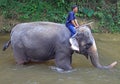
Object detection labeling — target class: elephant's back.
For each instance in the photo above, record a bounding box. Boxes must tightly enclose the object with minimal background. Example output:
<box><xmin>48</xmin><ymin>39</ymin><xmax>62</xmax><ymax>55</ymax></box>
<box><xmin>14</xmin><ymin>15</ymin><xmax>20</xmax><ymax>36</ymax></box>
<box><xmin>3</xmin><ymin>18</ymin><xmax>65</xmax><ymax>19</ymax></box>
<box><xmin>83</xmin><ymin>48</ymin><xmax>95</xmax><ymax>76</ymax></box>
<box><xmin>11</xmin><ymin>21</ymin><xmax>71</xmax><ymax>48</ymax></box>
<box><xmin>11</xmin><ymin>21</ymin><xmax>70</xmax><ymax>36</ymax></box>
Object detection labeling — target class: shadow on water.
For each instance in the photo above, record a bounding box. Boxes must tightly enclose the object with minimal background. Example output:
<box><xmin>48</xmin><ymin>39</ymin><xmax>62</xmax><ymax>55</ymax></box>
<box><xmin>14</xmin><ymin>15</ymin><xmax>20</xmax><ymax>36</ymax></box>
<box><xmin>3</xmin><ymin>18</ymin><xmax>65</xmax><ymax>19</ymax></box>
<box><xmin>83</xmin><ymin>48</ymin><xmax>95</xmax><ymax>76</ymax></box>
<box><xmin>0</xmin><ymin>33</ymin><xmax>120</xmax><ymax>84</ymax></box>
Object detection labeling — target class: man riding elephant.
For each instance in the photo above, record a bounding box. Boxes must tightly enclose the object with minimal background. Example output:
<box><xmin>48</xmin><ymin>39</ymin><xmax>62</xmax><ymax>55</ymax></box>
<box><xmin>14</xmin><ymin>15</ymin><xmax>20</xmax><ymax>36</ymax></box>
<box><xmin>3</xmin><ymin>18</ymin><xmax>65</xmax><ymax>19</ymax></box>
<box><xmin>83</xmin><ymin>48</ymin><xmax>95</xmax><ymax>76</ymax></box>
<box><xmin>66</xmin><ymin>5</ymin><xmax>80</xmax><ymax>51</ymax></box>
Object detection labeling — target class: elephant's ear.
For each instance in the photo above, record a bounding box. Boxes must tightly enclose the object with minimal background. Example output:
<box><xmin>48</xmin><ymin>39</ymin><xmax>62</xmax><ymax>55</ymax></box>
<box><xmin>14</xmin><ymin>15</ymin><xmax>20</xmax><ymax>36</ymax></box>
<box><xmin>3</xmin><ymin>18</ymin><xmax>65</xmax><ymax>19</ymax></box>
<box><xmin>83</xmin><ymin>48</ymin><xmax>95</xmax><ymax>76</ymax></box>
<box><xmin>69</xmin><ymin>37</ymin><xmax>79</xmax><ymax>51</ymax></box>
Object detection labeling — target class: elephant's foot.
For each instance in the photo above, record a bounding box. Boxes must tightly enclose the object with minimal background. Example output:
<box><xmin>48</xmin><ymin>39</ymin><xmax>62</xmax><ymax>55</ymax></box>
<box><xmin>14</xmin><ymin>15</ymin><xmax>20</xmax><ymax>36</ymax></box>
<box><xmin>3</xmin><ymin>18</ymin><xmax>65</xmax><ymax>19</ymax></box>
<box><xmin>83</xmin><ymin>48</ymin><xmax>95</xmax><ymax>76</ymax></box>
<box><xmin>16</xmin><ymin>59</ymin><xmax>29</xmax><ymax>65</ymax></box>
<box><xmin>49</xmin><ymin>66</ymin><xmax>76</xmax><ymax>73</ymax></box>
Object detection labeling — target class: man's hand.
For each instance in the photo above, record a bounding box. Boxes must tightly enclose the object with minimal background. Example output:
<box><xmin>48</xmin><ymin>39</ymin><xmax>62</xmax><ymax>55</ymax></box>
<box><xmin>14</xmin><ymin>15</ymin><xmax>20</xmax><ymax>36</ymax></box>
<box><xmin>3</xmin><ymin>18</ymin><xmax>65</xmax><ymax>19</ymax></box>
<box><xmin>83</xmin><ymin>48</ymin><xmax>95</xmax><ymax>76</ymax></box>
<box><xmin>75</xmin><ymin>25</ymin><xmax>79</xmax><ymax>28</ymax></box>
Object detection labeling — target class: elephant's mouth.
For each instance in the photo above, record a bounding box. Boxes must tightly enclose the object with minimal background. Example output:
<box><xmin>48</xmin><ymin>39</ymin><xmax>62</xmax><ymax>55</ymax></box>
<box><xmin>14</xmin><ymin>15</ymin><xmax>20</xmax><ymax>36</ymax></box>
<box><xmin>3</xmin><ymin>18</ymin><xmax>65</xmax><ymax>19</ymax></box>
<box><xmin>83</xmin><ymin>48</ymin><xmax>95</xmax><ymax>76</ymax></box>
<box><xmin>79</xmin><ymin>43</ymin><xmax>93</xmax><ymax>59</ymax></box>
<box><xmin>79</xmin><ymin>48</ymin><xmax>89</xmax><ymax>59</ymax></box>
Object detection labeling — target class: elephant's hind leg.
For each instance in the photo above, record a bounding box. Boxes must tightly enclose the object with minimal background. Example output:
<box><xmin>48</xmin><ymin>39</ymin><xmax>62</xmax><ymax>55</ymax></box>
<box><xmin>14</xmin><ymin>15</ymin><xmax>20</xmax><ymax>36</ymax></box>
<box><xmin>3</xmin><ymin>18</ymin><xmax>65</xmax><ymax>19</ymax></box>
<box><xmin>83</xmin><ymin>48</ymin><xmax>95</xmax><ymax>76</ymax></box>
<box><xmin>13</xmin><ymin>48</ymin><xmax>29</xmax><ymax>65</ymax></box>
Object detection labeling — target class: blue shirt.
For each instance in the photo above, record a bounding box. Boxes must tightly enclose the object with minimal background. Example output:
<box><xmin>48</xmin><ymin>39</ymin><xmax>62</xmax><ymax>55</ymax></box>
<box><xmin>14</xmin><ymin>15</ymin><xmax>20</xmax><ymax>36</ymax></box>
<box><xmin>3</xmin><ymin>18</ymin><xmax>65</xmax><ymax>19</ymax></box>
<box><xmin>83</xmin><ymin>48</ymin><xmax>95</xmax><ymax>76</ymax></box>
<box><xmin>66</xmin><ymin>11</ymin><xmax>76</xmax><ymax>27</ymax></box>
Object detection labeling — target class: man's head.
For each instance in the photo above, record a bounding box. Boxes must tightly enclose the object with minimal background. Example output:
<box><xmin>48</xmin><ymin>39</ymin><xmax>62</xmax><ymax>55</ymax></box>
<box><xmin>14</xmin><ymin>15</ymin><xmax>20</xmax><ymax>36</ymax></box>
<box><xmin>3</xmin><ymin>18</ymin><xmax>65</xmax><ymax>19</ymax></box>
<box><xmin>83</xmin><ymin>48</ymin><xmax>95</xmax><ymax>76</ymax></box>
<box><xmin>72</xmin><ymin>5</ymin><xmax>78</xmax><ymax>13</ymax></box>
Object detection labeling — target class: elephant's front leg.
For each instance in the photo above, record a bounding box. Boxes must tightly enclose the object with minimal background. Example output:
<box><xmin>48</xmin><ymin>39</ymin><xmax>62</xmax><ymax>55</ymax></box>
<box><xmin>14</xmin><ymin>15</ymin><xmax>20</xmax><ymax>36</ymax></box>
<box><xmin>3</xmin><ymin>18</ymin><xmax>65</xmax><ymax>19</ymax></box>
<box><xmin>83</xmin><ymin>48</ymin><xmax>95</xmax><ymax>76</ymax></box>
<box><xmin>55</xmin><ymin>52</ymin><xmax>72</xmax><ymax>71</ymax></box>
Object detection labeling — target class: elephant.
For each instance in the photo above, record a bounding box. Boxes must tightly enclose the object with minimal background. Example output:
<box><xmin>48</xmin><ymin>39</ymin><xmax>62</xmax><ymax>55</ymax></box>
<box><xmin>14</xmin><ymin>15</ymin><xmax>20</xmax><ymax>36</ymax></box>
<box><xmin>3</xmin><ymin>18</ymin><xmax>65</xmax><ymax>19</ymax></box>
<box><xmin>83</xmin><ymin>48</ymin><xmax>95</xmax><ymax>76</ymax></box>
<box><xmin>3</xmin><ymin>21</ymin><xmax>117</xmax><ymax>71</ymax></box>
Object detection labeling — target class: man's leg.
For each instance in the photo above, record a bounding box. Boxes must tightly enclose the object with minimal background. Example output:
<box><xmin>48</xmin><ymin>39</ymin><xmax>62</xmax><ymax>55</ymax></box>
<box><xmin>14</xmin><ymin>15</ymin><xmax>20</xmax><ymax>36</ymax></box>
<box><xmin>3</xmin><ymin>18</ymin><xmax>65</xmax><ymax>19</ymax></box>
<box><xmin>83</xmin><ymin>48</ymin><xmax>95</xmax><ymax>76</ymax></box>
<box><xmin>67</xmin><ymin>25</ymin><xmax>79</xmax><ymax>51</ymax></box>
<box><xmin>67</xmin><ymin>25</ymin><xmax>76</xmax><ymax>36</ymax></box>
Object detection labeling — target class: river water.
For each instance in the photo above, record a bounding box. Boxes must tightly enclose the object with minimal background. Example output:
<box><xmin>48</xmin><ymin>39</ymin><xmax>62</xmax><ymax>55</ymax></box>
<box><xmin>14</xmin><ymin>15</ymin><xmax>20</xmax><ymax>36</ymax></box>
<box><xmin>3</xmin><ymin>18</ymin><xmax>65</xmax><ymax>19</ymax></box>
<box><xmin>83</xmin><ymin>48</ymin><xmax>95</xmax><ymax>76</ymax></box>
<box><xmin>0</xmin><ymin>33</ymin><xmax>120</xmax><ymax>84</ymax></box>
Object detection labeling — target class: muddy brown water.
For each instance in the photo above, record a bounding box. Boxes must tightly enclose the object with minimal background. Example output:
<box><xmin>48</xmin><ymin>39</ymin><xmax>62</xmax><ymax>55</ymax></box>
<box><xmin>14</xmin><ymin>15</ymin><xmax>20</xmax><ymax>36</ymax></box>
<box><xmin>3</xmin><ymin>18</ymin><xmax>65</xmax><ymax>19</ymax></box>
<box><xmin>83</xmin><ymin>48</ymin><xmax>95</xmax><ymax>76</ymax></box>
<box><xmin>0</xmin><ymin>33</ymin><xmax>120</xmax><ymax>84</ymax></box>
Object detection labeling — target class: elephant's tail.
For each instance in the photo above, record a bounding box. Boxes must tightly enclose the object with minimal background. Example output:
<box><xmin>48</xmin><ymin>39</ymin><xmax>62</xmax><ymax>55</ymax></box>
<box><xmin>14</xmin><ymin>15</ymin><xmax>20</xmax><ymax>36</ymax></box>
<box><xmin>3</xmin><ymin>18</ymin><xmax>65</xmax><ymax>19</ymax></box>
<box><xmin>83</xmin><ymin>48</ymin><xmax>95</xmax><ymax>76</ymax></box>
<box><xmin>2</xmin><ymin>40</ymin><xmax>11</xmax><ymax>51</ymax></box>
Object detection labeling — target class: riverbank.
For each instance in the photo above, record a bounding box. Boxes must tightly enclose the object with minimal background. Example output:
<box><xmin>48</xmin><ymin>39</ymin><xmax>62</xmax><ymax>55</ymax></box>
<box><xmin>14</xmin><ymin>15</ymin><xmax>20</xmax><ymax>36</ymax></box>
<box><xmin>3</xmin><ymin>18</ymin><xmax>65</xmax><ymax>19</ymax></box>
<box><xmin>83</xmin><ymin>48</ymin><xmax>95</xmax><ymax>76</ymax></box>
<box><xmin>0</xmin><ymin>15</ymin><xmax>20</xmax><ymax>33</ymax></box>
<box><xmin>0</xmin><ymin>15</ymin><xmax>102</xmax><ymax>33</ymax></box>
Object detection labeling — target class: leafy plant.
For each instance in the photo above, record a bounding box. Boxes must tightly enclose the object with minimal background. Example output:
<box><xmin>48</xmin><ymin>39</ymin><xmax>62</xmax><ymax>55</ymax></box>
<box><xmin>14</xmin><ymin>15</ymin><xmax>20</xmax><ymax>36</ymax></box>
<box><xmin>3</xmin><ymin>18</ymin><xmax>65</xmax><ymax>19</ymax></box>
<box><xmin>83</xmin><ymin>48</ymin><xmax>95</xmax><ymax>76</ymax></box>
<box><xmin>0</xmin><ymin>0</ymin><xmax>120</xmax><ymax>33</ymax></box>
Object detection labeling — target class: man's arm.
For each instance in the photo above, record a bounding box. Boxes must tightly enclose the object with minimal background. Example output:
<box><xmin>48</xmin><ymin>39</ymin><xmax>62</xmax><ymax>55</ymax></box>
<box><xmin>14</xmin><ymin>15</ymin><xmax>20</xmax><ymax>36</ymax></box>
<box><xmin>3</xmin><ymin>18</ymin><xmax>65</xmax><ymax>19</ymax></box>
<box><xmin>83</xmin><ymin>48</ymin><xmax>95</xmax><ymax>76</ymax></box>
<box><xmin>74</xmin><ymin>19</ymin><xmax>79</xmax><ymax>27</ymax></box>
<box><xmin>71</xmin><ymin>19</ymin><xmax>79</xmax><ymax>28</ymax></box>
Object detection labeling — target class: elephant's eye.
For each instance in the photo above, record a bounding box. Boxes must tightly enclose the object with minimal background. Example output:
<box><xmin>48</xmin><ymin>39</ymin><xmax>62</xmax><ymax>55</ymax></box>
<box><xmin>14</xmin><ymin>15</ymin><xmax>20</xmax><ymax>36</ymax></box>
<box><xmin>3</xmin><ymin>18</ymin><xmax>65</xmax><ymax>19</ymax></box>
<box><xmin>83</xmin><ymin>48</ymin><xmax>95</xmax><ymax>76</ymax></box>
<box><xmin>85</xmin><ymin>43</ymin><xmax>92</xmax><ymax>49</ymax></box>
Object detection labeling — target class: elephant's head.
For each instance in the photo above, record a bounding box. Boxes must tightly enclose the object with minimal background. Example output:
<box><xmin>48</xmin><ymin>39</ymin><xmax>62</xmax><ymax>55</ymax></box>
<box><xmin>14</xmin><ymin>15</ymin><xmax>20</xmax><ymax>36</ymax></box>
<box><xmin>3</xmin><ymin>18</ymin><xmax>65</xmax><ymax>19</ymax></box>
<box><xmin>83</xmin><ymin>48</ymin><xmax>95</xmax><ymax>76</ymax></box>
<box><xmin>72</xmin><ymin>25</ymin><xmax>117</xmax><ymax>69</ymax></box>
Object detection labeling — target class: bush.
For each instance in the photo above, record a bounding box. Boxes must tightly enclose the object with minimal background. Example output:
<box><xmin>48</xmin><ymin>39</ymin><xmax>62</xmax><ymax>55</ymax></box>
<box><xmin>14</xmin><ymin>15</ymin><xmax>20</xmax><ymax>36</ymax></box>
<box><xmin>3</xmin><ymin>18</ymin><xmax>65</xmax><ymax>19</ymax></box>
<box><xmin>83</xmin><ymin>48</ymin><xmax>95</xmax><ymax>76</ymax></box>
<box><xmin>0</xmin><ymin>0</ymin><xmax>120</xmax><ymax>33</ymax></box>
<box><xmin>0</xmin><ymin>25</ymin><xmax>11</xmax><ymax>33</ymax></box>
<box><xmin>76</xmin><ymin>0</ymin><xmax>120</xmax><ymax>33</ymax></box>
<box><xmin>0</xmin><ymin>0</ymin><xmax>68</xmax><ymax>23</ymax></box>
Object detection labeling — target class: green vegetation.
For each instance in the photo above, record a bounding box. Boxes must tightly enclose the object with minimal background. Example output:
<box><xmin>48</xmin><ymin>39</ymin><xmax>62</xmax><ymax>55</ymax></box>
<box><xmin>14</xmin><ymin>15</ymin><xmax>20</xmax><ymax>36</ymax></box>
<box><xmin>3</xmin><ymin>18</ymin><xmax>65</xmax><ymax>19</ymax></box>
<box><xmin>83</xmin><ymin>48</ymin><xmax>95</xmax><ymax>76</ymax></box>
<box><xmin>0</xmin><ymin>0</ymin><xmax>120</xmax><ymax>33</ymax></box>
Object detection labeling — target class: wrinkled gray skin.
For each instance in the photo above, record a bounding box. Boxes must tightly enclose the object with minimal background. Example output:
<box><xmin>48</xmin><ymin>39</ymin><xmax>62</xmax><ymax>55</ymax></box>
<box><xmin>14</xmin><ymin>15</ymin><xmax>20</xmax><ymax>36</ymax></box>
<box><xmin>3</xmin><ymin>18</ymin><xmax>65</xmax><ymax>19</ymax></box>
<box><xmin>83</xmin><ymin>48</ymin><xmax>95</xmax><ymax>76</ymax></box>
<box><xmin>3</xmin><ymin>22</ymin><xmax>117</xmax><ymax>71</ymax></box>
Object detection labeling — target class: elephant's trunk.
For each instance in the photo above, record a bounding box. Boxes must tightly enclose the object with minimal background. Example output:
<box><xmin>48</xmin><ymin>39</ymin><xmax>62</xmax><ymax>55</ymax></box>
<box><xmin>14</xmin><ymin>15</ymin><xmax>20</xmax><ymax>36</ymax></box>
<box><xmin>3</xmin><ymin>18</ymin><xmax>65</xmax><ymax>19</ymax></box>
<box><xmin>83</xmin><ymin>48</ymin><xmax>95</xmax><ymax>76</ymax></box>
<box><xmin>88</xmin><ymin>41</ymin><xmax>117</xmax><ymax>69</ymax></box>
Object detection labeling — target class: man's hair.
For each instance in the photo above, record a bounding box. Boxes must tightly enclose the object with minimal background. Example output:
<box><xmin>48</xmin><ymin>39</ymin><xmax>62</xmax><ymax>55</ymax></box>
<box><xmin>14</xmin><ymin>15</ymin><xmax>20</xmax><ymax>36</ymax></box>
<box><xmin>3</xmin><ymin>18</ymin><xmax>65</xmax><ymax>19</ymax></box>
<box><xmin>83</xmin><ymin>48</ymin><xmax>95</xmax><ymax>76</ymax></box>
<box><xmin>71</xmin><ymin>5</ymin><xmax>78</xmax><ymax>10</ymax></box>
